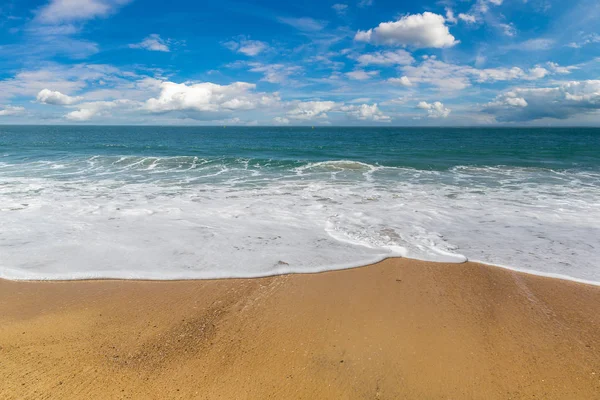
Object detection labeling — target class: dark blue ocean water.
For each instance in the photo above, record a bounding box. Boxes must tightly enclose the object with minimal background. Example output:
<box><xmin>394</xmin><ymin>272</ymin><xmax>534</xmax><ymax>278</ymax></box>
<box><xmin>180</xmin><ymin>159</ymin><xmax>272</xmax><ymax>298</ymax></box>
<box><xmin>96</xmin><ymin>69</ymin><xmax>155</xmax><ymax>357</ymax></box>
<box><xmin>1</xmin><ymin>126</ymin><xmax>599</xmax><ymax>283</ymax></box>
<box><xmin>1</xmin><ymin>126</ymin><xmax>599</xmax><ymax>171</ymax></box>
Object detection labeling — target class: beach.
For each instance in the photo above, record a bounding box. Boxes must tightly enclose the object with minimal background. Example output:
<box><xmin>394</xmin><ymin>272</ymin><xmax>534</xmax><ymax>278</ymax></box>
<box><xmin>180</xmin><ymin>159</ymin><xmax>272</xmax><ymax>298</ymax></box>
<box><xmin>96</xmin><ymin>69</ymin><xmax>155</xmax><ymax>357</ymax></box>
<box><xmin>1</xmin><ymin>258</ymin><xmax>599</xmax><ymax>399</ymax></box>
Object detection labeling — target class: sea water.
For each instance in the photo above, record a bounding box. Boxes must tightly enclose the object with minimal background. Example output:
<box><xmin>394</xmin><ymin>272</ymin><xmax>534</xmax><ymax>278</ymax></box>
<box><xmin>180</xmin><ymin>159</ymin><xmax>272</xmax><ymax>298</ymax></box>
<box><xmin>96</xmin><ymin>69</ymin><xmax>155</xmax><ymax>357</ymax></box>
<box><xmin>0</xmin><ymin>126</ymin><xmax>599</xmax><ymax>283</ymax></box>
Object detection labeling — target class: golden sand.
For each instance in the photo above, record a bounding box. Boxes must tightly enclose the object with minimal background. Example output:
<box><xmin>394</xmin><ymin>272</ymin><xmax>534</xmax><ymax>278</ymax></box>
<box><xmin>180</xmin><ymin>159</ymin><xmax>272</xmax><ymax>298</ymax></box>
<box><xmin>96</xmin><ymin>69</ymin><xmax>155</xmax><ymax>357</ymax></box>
<box><xmin>1</xmin><ymin>258</ymin><xmax>599</xmax><ymax>399</ymax></box>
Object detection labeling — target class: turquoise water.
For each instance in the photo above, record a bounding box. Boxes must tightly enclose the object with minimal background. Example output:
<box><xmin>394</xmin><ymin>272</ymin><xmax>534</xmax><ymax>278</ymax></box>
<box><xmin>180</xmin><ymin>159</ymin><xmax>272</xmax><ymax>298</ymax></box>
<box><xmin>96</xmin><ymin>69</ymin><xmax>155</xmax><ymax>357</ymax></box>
<box><xmin>1</xmin><ymin>126</ymin><xmax>599</xmax><ymax>282</ymax></box>
<box><xmin>2</xmin><ymin>126</ymin><xmax>599</xmax><ymax>170</ymax></box>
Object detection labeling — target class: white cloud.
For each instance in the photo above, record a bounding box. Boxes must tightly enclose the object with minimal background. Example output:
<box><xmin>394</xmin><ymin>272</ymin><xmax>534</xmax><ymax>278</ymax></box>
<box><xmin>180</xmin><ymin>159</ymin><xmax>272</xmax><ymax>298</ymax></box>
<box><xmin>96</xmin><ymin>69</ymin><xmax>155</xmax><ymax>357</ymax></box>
<box><xmin>340</xmin><ymin>103</ymin><xmax>391</xmax><ymax>122</ymax></box>
<box><xmin>486</xmin><ymin>92</ymin><xmax>528</xmax><ymax>108</ymax></box>
<box><xmin>461</xmin><ymin>0</ymin><xmax>512</xmax><ymax>36</ymax></box>
<box><xmin>283</xmin><ymin>101</ymin><xmax>390</xmax><ymax>123</ymax></box>
<box><xmin>567</xmin><ymin>33</ymin><xmax>600</xmax><ymax>49</ymax></box>
<box><xmin>474</xmin><ymin>0</ymin><xmax>503</xmax><ymax>14</ymax></box>
<box><xmin>36</xmin><ymin>0</ymin><xmax>132</xmax><ymax>24</ymax></box>
<box><xmin>248</xmin><ymin>63</ymin><xmax>302</xmax><ymax>84</ymax></box>
<box><xmin>13</xmin><ymin>38</ymin><xmax>99</xmax><ymax>60</ymax></box>
<box><xmin>484</xmin><ymin>80</ymin><xmax>600</xmax><ymax>122</ymax></box>
<box><xmin>505</xmin><ymin>97</ymin><xmax>528</xmax><ymax>107</ymax></box>
<box><xmin>0</xmin><ymin>105</ymin><xmax>25</xmax><ymax>116</ymax></box>
<box><xmin>129</xmin><ymin>34</ymin><xmax>170</xmax><ymax>52</ymax></box>
<box><xmin>546</xmin><ymin>62</ymin><xmax>577</xmax><ymax>74</ymax></box>
<box><xmin>224</xmin><ymin>37</ymin><xmax>269</xmax><ymax>56</ymax></box>
<box><xmin>27</xmin><ymin>24</ymin><xmax>80</xmax><ymax>36</ymax></box>
<box><xmin>388</xmin><ymin>76</ymin><xmax>412</xmax><ymax>87</ymax></box>
<box><xmin>354</xmin><ymin>12</ymin><xmax>458</xmax><ymax>49</ymax></box>
<box><xmin>332</xmin><ymin>4</ymin><xmax>348</xmax><ymax>15</ymax></box>
<box><xmin>400</xmin><ymin>58</ymin><xmax>471</xmax><ymax>90</ymax></box>
<box><xmin>0</xmin><ymin>64</ymin><xmax>132</xmax><ymax>101</ymax></box>
<box><xmin>417</xmin><ymin>101</ymin><xmax>451</xmax><ymax>118</ymax></box>
<box><xmin>306</xmin><ymin>54</ymin><xmax>345</xmax><ymax>70</ymax></box>
<box><xmin>381</xmin><ymin>96</ymin><xmax>412</xmax><ymax>106</ymax></box>
<box><xmin>286</xmin><ymin>101</ymin><xmax>337</xmax><ymax>120</ymax></box>
<box><xmin>65</xmin><ymin>99</ymin><xmax>133</xmax><ymax>121</ymax></box>
<box><xmin>356</xmin><ymin>49</ymin><xmax>414</xmax><ymax>66</ymax></box>
<box><xmin>504</xmin><ymin>38</ymin><xmax>555</xmax><ymax>51</ymax></box>
<box><xmin>36</xmin><ymin>88</ymin><xmax>82</xmax><ymax>105</ymax></box>
<box><xmin>358</xmin><ymin>0</ymin><xmax>373</xmax><ymax>7</ymax></box>
<box><xmin>527</xmin><ymin>66</ymin><xmax>549</xmax><ymax>80</ymax></box>
<box><xmin>345</xmin><ymin>69</ymin><xmax>379</xmax><ymax>80</ymax></box>
<box><xmin>65</xmin><ymin>108</ymin><xmax>96</xmax><ymax>121</ymax></box>
<box><xmin>72</xmin><ymin>76</ymin><xmax>164</xmax><ymax>103</ymax></box>
<box><xmin>498</xmin><ymin>23</ymin><xmax>516</xmax><ymax>37</ymax></box>
<box><xmin>445</xmin><ymin>9</ymin><xmax>457</xmax><ymax>24</ymax></box>
<box><xmin>399</xmin><ymin>58</ymin><xmax>574</xmax><ymax>91</ymax></box>
<box><xmin>278</xmin><ymin>17</ymin><xmax>327</xmax><ymax>32</ymax></box>
<box><xmin>144</xmin><ymin>81</ymin><xmax>280</xmax><ymax>115</ymax></box>
<box><xmin>442</xmin><ymin>7</ymin><xmax>475</xmax><ymax>24</ymax></box>
<box><xmin>458</xmin><ymin>13</ymin><xmax>477</xmax><ymax>23</ymax></box>
<box><xmin>273</xmin><ymin>116</ymin><xmax>290</xmax><ymax>125</ymax></box>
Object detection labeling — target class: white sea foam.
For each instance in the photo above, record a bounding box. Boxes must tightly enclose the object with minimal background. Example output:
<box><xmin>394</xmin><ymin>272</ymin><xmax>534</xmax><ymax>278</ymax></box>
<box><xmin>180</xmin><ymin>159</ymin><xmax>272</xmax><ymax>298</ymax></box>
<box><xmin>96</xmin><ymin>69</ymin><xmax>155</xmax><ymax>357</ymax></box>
<box><xmin>0</xmin><ymin>157</ymin><xmax>599</xmax><ymax>283</ymax></box>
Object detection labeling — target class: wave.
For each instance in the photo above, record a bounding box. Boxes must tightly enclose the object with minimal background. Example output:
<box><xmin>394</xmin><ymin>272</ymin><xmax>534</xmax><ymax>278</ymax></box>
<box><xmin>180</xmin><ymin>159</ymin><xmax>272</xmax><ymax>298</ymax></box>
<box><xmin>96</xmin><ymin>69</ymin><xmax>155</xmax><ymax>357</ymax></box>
<box><xmin>0</xmin><ymin>156</ymin><xmax>599</xmax><ymax>283</ymax></box>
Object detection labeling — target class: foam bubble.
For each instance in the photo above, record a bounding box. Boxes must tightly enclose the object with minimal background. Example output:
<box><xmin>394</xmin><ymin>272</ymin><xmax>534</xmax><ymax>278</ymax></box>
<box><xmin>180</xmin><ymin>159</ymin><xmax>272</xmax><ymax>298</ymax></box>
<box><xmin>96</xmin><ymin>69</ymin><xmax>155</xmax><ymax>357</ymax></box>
<box><xmin>0</xmin><ymin>157</ymin><xmax>598</xmax><ymax>284</ymax></box>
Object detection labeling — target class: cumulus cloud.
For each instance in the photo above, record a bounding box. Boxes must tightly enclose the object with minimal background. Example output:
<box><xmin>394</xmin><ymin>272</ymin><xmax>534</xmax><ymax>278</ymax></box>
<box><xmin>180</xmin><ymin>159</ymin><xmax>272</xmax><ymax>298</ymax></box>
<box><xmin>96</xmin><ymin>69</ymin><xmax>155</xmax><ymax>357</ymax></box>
<box><xmin>36</xmin><ymin>88</ymin><xmax>82</xmax><ymax>105</ymax></box>
<box><xmin>36</xmin><ymin>0</ymin><xmax>132</xmax><ymax>24</ymax></box>
<box><xmin>224</xmin><ymin>37</ymin><xmax>269</xmax><ymax>56</ymax></box>
<box><xmin>129</xmin><ymin>34</ymin><xmax>170</xmax><ymax>52</ymax></box>
<box><xmin>65</xmin><ymin>108</ymin><xmax>96</xmax><ymax>121</ymax></box>
<box><xmin>356</xmin><ymin>49</ymin><xmax>414</xmax><ymax>66</ymax></box>
<box><xmin>286</xmin><ymin>101</ymin><xmax>337</xmax><ymax>120</ymax></box>
<box><xmin>486</xmin><ymin>92</ymin><xmax>528</xmax><ymax>108</ymax></box>
<box><xmin>527</xmin><ymin>66</ymin><xmax>550</xmax><ymax>80</ymax></box>
<box><xmin>340</xmin><ymin>103</ymin><xmax>391</xmax><ymax>122</ymax></box>
<box><xmin>417</xmin><ymin>101</ymin><xmax>451</xmax><ymax>118</ymax></box>
<box><xmin>484</xmin><ymin>80</ymin><xmax>600</xmax><ymax>122</ymax></box>
<box><xmin>0</xmin><ymin>105</ymin><xmax>25</xmax><ymax>116</ymax></box>
<box><xmin>144</xmin><ymin>81</ymin><xmax>280</xmax><ymax>115</ymax></box>
<box><xmin>354</xmin><ymin>12</ymin><xmax>458</xmax><ymax>49</ymax></box>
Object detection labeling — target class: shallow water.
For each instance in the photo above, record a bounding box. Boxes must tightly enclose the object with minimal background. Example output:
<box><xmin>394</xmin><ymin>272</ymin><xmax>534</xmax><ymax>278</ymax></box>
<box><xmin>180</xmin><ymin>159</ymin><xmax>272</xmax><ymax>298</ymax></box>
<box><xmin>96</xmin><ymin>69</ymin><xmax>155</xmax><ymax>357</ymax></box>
<box><xmin>1</xmin><ymin>126</ymin><xmax>599</xmax><ymax>283</ymax></box>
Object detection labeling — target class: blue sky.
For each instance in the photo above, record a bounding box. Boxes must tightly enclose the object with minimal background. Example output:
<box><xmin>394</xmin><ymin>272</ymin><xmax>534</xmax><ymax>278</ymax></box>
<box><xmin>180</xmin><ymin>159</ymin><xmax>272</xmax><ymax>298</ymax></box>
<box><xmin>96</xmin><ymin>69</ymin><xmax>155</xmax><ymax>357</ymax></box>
<box><xmin>0</xmin><ymin>0</ymin><xmax>599</xmax><ymax>125</ymax></box>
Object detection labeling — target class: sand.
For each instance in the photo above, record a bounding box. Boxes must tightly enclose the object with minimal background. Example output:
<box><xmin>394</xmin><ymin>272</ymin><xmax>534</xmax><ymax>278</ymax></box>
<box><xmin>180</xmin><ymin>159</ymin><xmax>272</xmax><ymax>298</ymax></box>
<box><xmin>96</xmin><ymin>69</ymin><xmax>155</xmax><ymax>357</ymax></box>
<box><xmin>1</xmin><ymin>258</ymin><xmax>599</xmax><ymax>399</ymax></box>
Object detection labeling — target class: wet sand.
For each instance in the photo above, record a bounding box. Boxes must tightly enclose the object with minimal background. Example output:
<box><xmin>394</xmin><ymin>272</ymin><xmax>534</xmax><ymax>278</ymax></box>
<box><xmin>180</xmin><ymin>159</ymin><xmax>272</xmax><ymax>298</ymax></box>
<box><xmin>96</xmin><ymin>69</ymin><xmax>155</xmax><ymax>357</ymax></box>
<box><xmin>1</xmin><ymin>258</ymin><xmax>599</xmax><ymax>399</ymax></box>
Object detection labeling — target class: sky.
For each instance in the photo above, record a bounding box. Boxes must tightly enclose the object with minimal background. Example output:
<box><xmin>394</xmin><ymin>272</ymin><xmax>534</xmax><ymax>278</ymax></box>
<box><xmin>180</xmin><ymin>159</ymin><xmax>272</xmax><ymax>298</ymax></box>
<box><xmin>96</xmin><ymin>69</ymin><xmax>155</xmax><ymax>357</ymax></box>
<box><xmin>0</xmin><ymin>0</ymin><xmax>599</xmax><ymax>126</ymax></box>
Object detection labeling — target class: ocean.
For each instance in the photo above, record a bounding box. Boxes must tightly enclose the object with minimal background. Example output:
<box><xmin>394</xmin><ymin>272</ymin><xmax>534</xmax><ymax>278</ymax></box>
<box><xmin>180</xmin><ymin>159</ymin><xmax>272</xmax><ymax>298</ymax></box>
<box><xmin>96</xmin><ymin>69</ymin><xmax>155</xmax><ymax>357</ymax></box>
<box><xmin>1</xmin><ymin>126</ymin><xmax>599</xmax><ymax>283</ymax></box>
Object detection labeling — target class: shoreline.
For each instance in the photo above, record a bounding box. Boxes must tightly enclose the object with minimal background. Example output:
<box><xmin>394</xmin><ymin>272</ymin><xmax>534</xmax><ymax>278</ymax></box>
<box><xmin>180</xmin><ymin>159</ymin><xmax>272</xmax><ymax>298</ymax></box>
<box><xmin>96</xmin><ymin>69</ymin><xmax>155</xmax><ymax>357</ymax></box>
<box><xmin>2</xmin><ymin>258</ymin><xmax>599</xmax><ymax>399</ymax></box>
<box><xmin>2</xmin><ymin>256</ymin><xmax>600</xmax><ymax>288</ymax></box>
